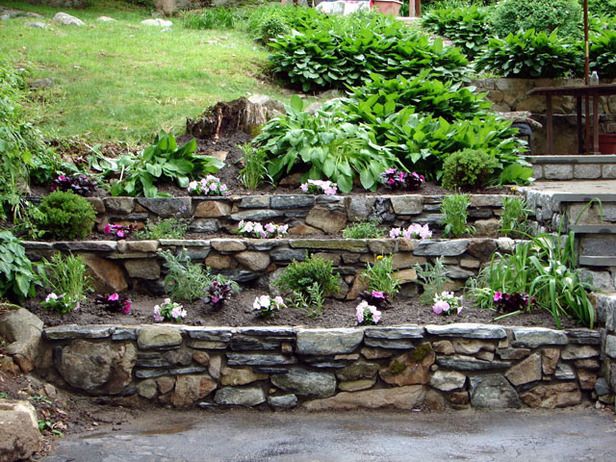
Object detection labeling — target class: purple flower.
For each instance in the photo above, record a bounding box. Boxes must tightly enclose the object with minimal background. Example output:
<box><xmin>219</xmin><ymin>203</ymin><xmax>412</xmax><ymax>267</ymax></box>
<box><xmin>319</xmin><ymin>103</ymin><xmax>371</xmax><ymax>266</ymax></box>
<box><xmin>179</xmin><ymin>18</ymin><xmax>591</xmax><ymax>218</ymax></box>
<box><xmin>432</xmin><ymin>300</ymin><xmax>450</xmax><ymax>315</ymax></box>
<box><xmin>493</xmin><ymin>291</ymin><xmax>503</xmax><ymax>302</ymax></box>
<box><xmin>371</xmin><ymin>290</ymin><xmax>385</xmax><ymax>300</ymax></box>
<box><xmin>108</xmin><ymin>293</ymin><xmax>120</xmax><ymax>302</ymax></box>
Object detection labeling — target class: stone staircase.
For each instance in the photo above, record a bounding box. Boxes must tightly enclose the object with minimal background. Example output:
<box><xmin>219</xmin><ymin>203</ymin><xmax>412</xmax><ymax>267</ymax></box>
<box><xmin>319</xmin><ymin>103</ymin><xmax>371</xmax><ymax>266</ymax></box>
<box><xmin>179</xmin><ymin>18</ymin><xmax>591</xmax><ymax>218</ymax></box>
<box><xmin>521</xmin><ymin>180</ymin><xmax>616</xmax><ymax>291</ymax></box>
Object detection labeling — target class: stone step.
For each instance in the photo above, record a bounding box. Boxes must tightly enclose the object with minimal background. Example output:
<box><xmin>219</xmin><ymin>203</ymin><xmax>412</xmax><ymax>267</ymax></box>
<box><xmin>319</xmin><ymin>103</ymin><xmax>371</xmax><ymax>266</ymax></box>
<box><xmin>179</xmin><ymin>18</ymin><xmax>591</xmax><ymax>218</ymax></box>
<box><xmin>530</xmin><ymin>155</ymin><xmax>616</xmax><ymax>180</ymax></box>
<box><xmin>579</xmin><ymin>256</ymin><xmax>616</xmax><ymax>267</ymax></box>
<box><xmin>579</xmin><ymin>235</ymin><xmax>616</xmax><ymax>257</ymax></box>
<box><xmin>570</xmin><ymin>225</ymin><xmax>616</xmax><ymax>234</ymax></box>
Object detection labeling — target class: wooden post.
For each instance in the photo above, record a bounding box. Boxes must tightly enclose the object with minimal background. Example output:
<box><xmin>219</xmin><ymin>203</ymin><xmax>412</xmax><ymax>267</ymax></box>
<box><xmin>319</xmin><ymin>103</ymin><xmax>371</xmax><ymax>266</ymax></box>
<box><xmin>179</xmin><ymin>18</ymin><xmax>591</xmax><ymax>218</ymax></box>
<box><xmin>576</xmin><ymin>96</ymin><xmax>584</xmax><ymax>154</ymax></box>
<box><xmin>546</xmin><ymin>95</ymin><xmax>554</xmax><ymax>155</ymax></box>
<box><xmin>409</xmin><ymin>0</ymin><xmax>421</xmax><ymax>17</ymax></box>
<box><xmin>593</xmin><ymin>94</ymin><xmax>600</xmax><ymax>154</ymax></box>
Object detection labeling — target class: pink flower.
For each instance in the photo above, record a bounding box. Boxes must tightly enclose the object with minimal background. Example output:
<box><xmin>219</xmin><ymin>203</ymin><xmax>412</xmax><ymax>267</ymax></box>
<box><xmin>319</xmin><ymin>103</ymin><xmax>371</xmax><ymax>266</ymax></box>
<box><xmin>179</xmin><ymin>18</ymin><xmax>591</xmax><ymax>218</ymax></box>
<box><xmin>493</xmin><ymin>291</ymin><xmax>503</xmax><ymax>302</ymax></box>
<box><xmin>104</xmin><ymin>224</ymin><xmax>111</xmax><ymax>234</ymax></box>
<box><xmin>116</xmin><ymin>230</ymin><xmax>125</xmax><ymax>238</ymax></box>
<box><xmin>372</xmin><ymin>307</ymin><xmax>382</xmax><ymax>324</ymax></box>
<box><xmin>108</xmin><ymin>293</ymin><xmax>120</xmax><ymax>302</ymax></box>
<box><xmin>300</xmin><ymin>183</ymin><xmax>309</xmax><ymax>192</ymax></box>
<box><xmin>389</xmin><ymin>228</ymin><xmax>401</xmax><ymax>239</ymax></box>
<box><xmin>152</xmin><ymin>305</ymin><xmax>163</xmax><ymax>322</ymax></box>
<box><xmin>432</xmin><ymin>300</ymin><xmax>450</xmax><ymax>315</ymax></box>
<box><xmin>122</xmin><ymin>300</ymin><xmax>132</xmax><ymax>315</ymax></box>
<box><xmin>371</xmin><ymin>290</ymin><xmax>385</xmax><ymax>299</ymax></box>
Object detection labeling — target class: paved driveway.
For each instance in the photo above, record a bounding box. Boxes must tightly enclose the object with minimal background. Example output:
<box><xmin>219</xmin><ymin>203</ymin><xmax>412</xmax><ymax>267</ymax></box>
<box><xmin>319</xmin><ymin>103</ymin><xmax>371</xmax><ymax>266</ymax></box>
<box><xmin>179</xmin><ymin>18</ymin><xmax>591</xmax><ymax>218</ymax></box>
<box><xmin>45</xmin><ymin>408</ymin><xmax>616</xmax><ymax>462</ymax></box>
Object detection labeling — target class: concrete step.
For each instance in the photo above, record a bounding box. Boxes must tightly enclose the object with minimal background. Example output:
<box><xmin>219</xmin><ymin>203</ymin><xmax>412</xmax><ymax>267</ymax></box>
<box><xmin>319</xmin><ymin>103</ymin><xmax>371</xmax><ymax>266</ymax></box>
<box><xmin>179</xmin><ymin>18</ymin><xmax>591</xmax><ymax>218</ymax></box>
<box><xmin>579</xmin><ymin>256</ymin><xmax>616</xmax><ymax>267</ymax></box>
<box><xmin>531</xmin><ymin>155</ymin><xmax>616</xmax><ymax>180</ymax></box>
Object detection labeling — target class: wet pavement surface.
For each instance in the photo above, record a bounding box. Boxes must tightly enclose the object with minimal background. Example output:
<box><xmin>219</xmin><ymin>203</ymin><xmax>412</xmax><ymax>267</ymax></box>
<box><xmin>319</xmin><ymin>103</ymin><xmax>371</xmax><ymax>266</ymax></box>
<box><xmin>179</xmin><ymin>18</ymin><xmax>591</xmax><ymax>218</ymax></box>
<box><xmin>45</xmin><ymin>408</ymin><xmax>616</xmax><ymax>462</ymax></box>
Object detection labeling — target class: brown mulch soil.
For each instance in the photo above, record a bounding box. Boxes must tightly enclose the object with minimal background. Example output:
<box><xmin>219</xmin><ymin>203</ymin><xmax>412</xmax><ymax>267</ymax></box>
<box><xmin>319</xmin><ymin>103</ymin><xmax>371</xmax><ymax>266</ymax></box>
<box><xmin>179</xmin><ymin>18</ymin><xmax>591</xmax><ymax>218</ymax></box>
<box><xmin>25</xmin><ymin>289</ymin><xmax>578</xmax><ymax>330</ymax></box>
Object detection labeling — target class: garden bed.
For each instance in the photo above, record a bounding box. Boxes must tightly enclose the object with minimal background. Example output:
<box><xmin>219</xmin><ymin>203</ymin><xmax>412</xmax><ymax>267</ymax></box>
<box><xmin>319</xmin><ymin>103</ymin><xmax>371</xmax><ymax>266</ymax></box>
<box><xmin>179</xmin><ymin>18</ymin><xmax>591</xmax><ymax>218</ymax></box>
<box><xmin>25</xmin><ymin>289</ymin><xmax>577</xmax><ymax>330</ymax></box>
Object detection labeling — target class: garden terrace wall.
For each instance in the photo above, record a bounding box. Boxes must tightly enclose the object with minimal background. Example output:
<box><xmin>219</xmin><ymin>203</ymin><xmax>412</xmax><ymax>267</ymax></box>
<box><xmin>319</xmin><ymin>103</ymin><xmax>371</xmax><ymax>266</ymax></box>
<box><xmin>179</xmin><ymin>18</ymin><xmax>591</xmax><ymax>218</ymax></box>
<box><xmin>22</xmin><ymin>237</ymin><xmax>515</xmax><ymax>296</ymax></box>
<box><xmin>530</xmin><ymin>155</ymin><xmax>616</xmax><ymax>181</ymax></box>
<box><xmin>25</xmin><ymin>194</ymin><xmax>509</xmax><ymax>237</ymax></box>
<box><xmin>37</xmin><ymin>323</ymin><xmax>605</xmax><ymax>410</ymax></box>
<box><xmin>597</xmin><ymin>294</ymin><xmax>616</xmax><ymax>405</ymax></box>
<box><xmin>473</xmin><ymin>78</ymin><xmax>616</xmax><ymax>155</ymax></box>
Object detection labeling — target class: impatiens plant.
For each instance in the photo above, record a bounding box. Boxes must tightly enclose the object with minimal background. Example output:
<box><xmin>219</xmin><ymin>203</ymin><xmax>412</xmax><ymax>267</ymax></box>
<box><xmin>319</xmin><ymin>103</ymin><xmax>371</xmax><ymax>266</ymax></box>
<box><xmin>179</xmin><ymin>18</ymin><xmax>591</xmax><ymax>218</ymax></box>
<box><xmin>300</xmin><ymin>179</ymin><xmax>338</xmax><ymax>196</ymax></box>
<box><xmin>493</xmin><ymin>291</ymin><xmax>532</xmax><ymax>314</ymax></box>
<box><xmin>41</xmin><ymin>293</ymin><xmax>78</xmax><ymax>315</ymax></box>
<box><xmin>95</xmin><ymin>292</ymin><xmax>132</xmax><ymax>315</ymax></box>
<box><xmin>153</xmin><ymin>298</ymin><xmax>187</xmax><ymax>322</ymax></box>
<box><xmin>51</xmin><ymin>173</ymin><xmax>97</xmax><ymax>196</ymax></box>
<box><xmin>237</xmin><ymin>220</ymin><xmax>289</xmax><ymax>238</ymax></box>
<box><xmin>432</xmin><ymin>291</ymin><xmax>463</xmax><ymax>316</ymax></box>
<box><xmin>359</xmin><ymin>290</ymin><xmax>392</xmax><ymax>310</ymax></box>
<box><xmin>355</xmin><ymin>300</ymin><xmax>382</xmax><ymax>326</ymax></box>
<box><xmin>104</xmin><ymin>223</ymin><xmax>136</xmax><ymax>240</ymax></box>
<box><xmin>203</xmin><ymin>279</ymin><xmax>239</xmax><ymax>310</ymax></box>
<box><xmin>252</xmin><ymin>294</ymin><xmax>286</xmax><ymax>318</ymax></box>
<box><xmin>381</xmin><ymin>168</ymin><xmax>425</xmax><ymax>191</ymax></box>
<box><xmin>187</xmin><ymin>175</ymin><xmax>228</xmax><ymax>196</ymax></box>
<box><xmin>389</xmin><ymin>224</ymin><xmax>432</xmax><ymax>240</ymax></box>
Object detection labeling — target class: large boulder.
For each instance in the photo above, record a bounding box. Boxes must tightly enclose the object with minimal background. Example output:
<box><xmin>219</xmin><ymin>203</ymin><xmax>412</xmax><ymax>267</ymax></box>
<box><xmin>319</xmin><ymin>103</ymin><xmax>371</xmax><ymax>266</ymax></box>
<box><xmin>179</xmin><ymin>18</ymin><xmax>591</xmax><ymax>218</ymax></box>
<box><xmin>54</xmin><ymin>340</ymin><xmax>137</xmax><ymax>394</ymax></box>
<box><xmin>186</xmin><ymin>95</ymin><xmax>285</xmax><ymax>139</ymax></box>
<box><xmin>0</xmin><ymin>400</ymin><xmax>42</xmax><ymax>462</ymax></box>
<box><xmin>0</xmin><ymin>307</ymin><xmax>43</xmax><ymax>373</ymax></box>
<box><xmin>53</xmin><ymin>12</ymin><xmax>85</xmax><ymax>26</ymax></box>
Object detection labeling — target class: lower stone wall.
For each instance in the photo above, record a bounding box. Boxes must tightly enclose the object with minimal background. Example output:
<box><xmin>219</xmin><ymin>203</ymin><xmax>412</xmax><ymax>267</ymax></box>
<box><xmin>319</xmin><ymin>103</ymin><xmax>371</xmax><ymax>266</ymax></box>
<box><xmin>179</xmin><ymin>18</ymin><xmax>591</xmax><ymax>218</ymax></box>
<box><xmin>37</xmin><ymin>323</ymin><xmax>604</xmax><ymax>410</ymax></box>
<box><xmin>23</xmin><ymin>237</ymin><xmax>515</xmax><ymax>296</ymax></box>
<box><xmin>597</xmin><ymin>294</ymin><xmax>616</xmax><ymax>405</ymax></box>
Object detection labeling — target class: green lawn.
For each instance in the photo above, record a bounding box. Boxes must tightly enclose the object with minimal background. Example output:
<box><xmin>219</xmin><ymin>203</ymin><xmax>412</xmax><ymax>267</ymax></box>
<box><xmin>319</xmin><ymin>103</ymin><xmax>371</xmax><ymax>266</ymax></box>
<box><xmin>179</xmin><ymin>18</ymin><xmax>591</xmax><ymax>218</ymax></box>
<box><xmin>0</xmin><ymin>1</ymin><xmax>292</xmax><ymax>143</ymax></box>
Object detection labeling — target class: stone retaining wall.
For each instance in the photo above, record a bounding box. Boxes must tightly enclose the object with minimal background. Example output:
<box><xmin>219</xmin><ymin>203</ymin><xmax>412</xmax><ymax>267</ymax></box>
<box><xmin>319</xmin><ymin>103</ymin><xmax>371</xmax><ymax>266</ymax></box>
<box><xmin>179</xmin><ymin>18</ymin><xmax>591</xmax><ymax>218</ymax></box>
<box><xmin>531</xmin><ymin>155</ymin><xmax>616</xmax><ymax>181</ymax></box>
<box><xmin>597</xmin><ymin>294</ymin><xmax>616</xmax><ymax>405</ymax></box>
<box><xmin>37</xmin><ymin>323</ymin><xmax>604</xmax><ymax>410</ymax></box>
<box><xmin>25</xmin><ymin>194</ymin><xmax>507</xmax><ymax>237</ymax></box>
<box><xmin>23</xmin><ymin>237</ymin><xmax>516</xmax><ymax>296</ymax></box>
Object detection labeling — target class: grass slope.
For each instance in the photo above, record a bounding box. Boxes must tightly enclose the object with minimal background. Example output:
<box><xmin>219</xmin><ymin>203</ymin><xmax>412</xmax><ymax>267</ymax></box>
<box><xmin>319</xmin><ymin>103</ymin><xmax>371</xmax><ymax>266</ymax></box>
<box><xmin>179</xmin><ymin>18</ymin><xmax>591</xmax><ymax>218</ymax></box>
<box><xmin>0</xmin><ymin>1</ymin><xmax>290</xmax><ymax>143</ymax></box>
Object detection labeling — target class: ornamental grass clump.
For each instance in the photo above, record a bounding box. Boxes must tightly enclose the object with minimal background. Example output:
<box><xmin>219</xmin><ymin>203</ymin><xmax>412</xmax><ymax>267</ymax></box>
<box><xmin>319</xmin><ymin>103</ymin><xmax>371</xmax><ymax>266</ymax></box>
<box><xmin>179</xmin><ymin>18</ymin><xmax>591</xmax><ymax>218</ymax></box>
<box><xmin>38</xmin><ymin>253</ymin><xmax>92</xmax><ymax>313</ymax></box>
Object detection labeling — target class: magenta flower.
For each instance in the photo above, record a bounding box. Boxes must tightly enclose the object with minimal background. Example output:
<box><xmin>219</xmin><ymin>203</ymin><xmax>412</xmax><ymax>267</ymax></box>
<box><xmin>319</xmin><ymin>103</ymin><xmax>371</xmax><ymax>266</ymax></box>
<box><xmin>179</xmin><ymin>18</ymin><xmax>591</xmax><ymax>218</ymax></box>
<box><xmin>493</xmin><ymin>291</ymin><xmax>503</xmax><ymax>302</ymax></box>
<box><xmin>108</xmin><ymin>293</ymin><xmax>120</xmax><ymax>302</ymax></box>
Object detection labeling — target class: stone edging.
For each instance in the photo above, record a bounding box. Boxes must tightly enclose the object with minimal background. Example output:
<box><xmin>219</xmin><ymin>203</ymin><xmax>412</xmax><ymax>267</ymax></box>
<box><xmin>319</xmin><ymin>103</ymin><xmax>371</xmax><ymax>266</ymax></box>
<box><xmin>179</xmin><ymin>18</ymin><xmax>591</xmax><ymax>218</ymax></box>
<box><xmin>37</xmin><ymin>322</ymin><xmax>609</xmax><ymax>411</ymax></box>
<box><xmin>23</xmin><ymin>237</ymin><xmax>518</xmax><ymax>296</ymax></box>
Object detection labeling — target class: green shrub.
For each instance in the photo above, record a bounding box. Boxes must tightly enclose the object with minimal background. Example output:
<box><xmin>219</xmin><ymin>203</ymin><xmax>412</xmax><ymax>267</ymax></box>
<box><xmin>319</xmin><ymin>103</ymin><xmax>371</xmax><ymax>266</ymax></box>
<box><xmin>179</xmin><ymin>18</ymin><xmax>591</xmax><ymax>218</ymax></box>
<box><xmin>589</xmin><ymin>0</ymin><xmax>616</xmax><ymax>17</ymax></box>
<box><xmin>342</xmin><ymin>221</ymin><xmax>384</xmax><ymax>239</ymax></box>
<box><xmin>0</xmin><ymin>62</ymin><xmax>54</xmax><ymax>219</ymax></box>
<box><xmin>268</xmin><ymin>14</ymin><xmax>468</xmax><ymax>92</ymax></box>
<box><xmin>492</xmin><ymin>0</ymin><xmax>582</xmax><ymax>38</ymax></box>
<box><xmin>476</xmin><ymin>30</ymin><xmax>583</xmax><ymax>78</ymax></box>
<box><xmin>441</xmin><ymin>194</ymin><xmax>474</xmax><ymax>237</ymax></box>
<box><xmin>37</xmin><ymin>253</ymin><xmax>92</xmax><ymax>311</ymax></box>
<box><xmin>259</xmin><ymin>15</ymin><xmax>290</xmax><ymax>44</ymax></box>
<box><xmin>109</xmin><ymin>132</ymin><xmax>223</xmax><ymax>198</ymax></box>
<box><xmin>362</xmin><ymin>255</ymin><xmax>400</xmax><ymax>298</ymax></box>
<box><xmin>134</xmin><ymin>218</ymin><xmax>188</xmax><ymax>240</ymax></box>
<box><xmin>0</xmin><ymin>230</ymin><xmax>36</xmax><ymax>301</ymax></box>
<box><xmin>591</xmin><ymin>30</ymin><xmax>616</xmax><ymax>78</ymax></box>
<box><xmin>422</xmin><ymin>6</ymin><xmax>491</xmax><ymax>59</ymax></box>
<box><xmin>441</xmin><ymin>149</ymin><xmax>499</xmax><ymax>191</ymax></box>
<box><xmin>36</xmin><ymin>191</ymin><xmax>96</xmax><ymax>240</ymax></box>
<box><xmin>274</xmin><ymin>255</ymin><xmax>340</xmax><ymax>317</ymax></box>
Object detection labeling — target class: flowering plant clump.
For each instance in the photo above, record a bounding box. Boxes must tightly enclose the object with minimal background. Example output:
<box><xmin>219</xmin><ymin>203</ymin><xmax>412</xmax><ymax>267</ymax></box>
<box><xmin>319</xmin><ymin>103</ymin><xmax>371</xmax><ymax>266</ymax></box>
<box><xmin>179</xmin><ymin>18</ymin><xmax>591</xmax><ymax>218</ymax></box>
<box><xmin>300</xmin><ymin>179</ymin><xmax>338</xmax><ymax>196</ymax></box>
<box><xmin>252</xmin><ymin>294</ymin><xmax>286</xmax><ymax>318</ymax></box>
<box><xmin>51</xmin><ymin>173</ymin><xmax>97</xmax><ymax>196</ymax></box>
<box><xmin>389</xmin><ymin>223</ymin><xmax>432</xmax><ymax>240</ymax></box>
<box><xmin>237</xmin><ymin>220</ymin><xmax>289</xmax><ymax>238</ymax></box>
<box><xmin>95</xmin><ymin>292</ymin><xmax>132</xmax><ymax>315</ymax></box>
<box><xmin>381</xmin><ymin>168</ymin><xmax>425</xmax><ymax>191</ymax></box>
<box><xmin>355</xmin><ymin>300</ymin><xmax>382</xmax><ymax>325</ymax></box>
<box><xmin>41</xmin><ymin>293</ymin><xmax>79</xmax><ymax>315</ymax></box>
<box><xmin>103</xmin><ymin>223</ymin><xmax>136</xmax><ymax>240</ymax></box>
<box><xmin>153</xmin><ymin>298</ymin><xmax>187</xmax><ymax>322</ymax></box>
<box><xmin>359</xmin><ymin>290</ymin><xmax>392</xmax><ymax>310</ymax></box>
<box><xmin>432</xmin><ymin>291</ymin><xmax>463</xmax><ymax>316</ymax></box>
<box><xmin>204</xmin><ymin>280</ymin><xmax>237</xmax><ymax>310</ymax></box>
<box><xmin>186</xmin><ymin>175</ymin><xmax>228</xmax><ymax>196</ymax></box>
<box><xmin>493</xmin><ymin>291</ymin><xmax>532</xmax><ymax>313</ymax></box>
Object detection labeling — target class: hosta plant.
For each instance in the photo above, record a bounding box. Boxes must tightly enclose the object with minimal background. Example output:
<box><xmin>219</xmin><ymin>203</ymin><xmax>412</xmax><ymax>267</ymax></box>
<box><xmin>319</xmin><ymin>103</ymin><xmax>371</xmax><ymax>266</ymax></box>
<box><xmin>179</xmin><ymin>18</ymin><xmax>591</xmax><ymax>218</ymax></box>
<box><xmin>110</xmin><ymin>132</ymin><xmax>223</xmax><ymax>198</ymax></box>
